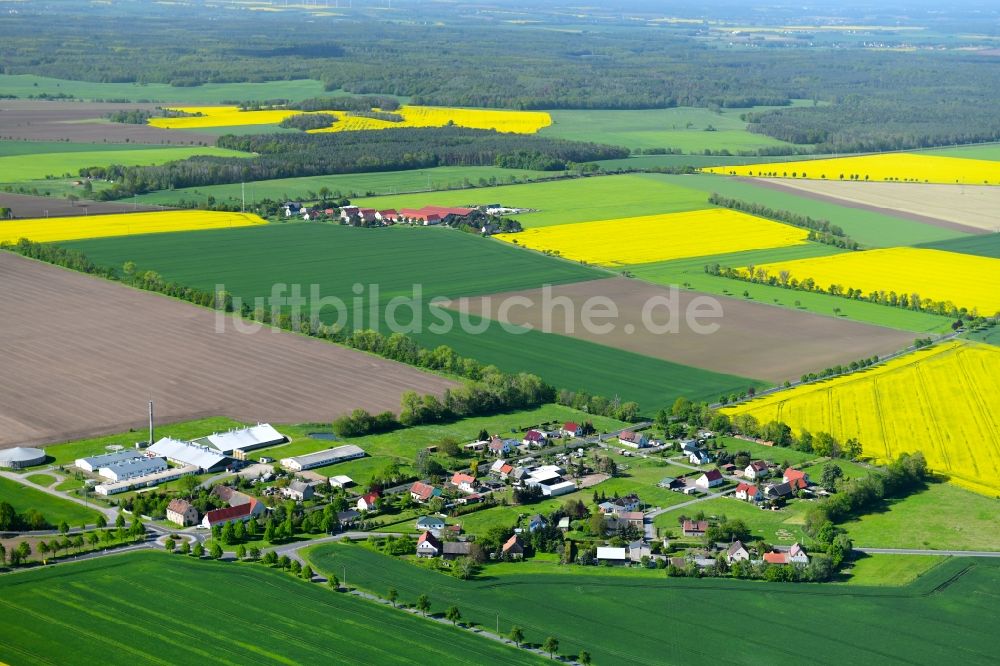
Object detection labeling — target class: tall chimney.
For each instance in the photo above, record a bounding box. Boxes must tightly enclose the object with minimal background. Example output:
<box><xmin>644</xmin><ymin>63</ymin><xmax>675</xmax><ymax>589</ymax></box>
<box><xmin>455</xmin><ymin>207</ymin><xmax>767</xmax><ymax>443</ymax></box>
<box><xmin>148</xmin><ymin>400</ymin><xmax>154</xmax><ymax>446</ymax></box>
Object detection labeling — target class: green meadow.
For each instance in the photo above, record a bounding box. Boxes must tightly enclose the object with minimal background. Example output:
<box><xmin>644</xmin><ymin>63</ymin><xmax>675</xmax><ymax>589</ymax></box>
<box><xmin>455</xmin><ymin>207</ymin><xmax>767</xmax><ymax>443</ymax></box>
<box><xmin>916</xmin><ymin>233</ymin><xmax>1000</xmax><ymax>259</ymax></box>
<box><xmin>0</xmin><ymin>477</ymin><xmax>102</xmax><ymax>526</ymax></box>
<box><xmin>131</xmin><ymin>166</ymin><xmax>559</xmax><ymax>207</ymax></box>
<box><xmin>0</xmin><ymin>146</ymin><xmax>249</xmax><ymax>182</ymax></box>
<box><xmin>917</xmin><ymin>143</ymin><xmax>1000</xmax><ymax>160</ymax></box>
<box><xmin>65</xmin><ymin>224</ymin><xmax>761</xmax><ymax>409</ymax></box>
<box><xmin>650</xmin><ymin>173</ymin><xmax>969</xmax><ymax>247</ymax></box>
<box><xmin>0</xmin><ymin>140</ymin><xmax>169</xmax><ymax>157</ymax></box>
<box><xmin>355</xmin><ymin>174</ymin><xmax>711</xmax><ymax>227</ymax></box>
<box><xmin>540</xmin><ymin>106</ymin><xmax>800</xmax><ymax>153</ymax></box>
<box><xmin>308</xmin><ymin>544</ymin><xmax>997</xmax><ymax>666</ymax></box>
<box><xmin>628</xmin><ymin>245</ymin><xmax>955</xmax><ymax>333</ymax></box>
<box><xmin>0</xmin><ymin>552</ymin><xmax>539</xmax><ymax>665</ymax></box>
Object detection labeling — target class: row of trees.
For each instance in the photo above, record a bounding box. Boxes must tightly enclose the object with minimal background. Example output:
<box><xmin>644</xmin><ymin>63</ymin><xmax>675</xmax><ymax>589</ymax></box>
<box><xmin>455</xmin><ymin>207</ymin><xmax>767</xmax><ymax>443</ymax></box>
<box><xmin>707</xmin><ymin>193</ymin><xmax>861</xmax><ymax>250</ymax></box>
<box><xmin>278</xmin><ymin>113</ymin><xmax>338</xmax><ymax>131</ymax></box>
<box><xmin>83</xmin><ymin>127</ymin><xmax>627</xmax><ymax>199</ymax></box>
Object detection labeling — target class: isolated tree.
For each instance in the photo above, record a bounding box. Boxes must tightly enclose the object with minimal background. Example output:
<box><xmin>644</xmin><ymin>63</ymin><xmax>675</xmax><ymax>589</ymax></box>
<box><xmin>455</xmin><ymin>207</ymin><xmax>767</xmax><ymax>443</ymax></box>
<box><xmin>262</xmin><ymin>550</ymin><xmax>277</xmax><ymax>566</ymax></box>
<box><xmin>210</xmin><ymin>543</ymin><xmax>223</xmax><ymax>560</ymax></box>
<box><xmin>416</xmin><ymin>594</ymin><xmax>430</xmax><ymax>616</ymax></box>
<box><xmin>387</xmin><ymin>587</ymin><xmax>398</xmax><ymax>607</ymax></box>
<box><xmin>509</xmin><ymin>626</ymin><xmax>524</xmax><ymax>647</ymax></box>
<box><xmin>179</xmin><ymin>540</ymin><xmax>191</xmax><ymax>556</ymax></box>
<box><xmin>543</xmin><ymin>636</ymin><xmax>559</xmax><ymax>659</ymax></box>
<box><xmin>192</xmin><ymin>542</ymin><xmax>204</xmax><ymax>558</ymax></box>
<box><xmin>38</xmin><ymin>541</ymin><xmax>51</xmax><ymax>560</ymax></box>
<box><xmin>301</xmin><ymin>565</ymin><xmax>313</xmax><ymax>581</ymax></box>
<box><xmin>579</xmin><ymin>650</ymin><xmax>592</xmax><ymax>665</ymax></box>
<box><xmin>164</xmin><ymin>536</ymin><xmax>176</xmax><ymax>553</ymax></box>
<box><xmin>445</xmin><ymin>605</ymin><xmax>462</xmax><ymax>626</ymax></box>
<box><xmin>17</xmin><ymin>541</ymin><xmax>31</xmax><ymax>564</ymax></box>
<box><xmin>328</xmin><ymin>573</ymin><xmax>339</xmax><ymax>589</ymax></box>
<box><xmin>821</xmin><ymin>463</ymin><xmax>844</xmax><ymax>492</ymax></box>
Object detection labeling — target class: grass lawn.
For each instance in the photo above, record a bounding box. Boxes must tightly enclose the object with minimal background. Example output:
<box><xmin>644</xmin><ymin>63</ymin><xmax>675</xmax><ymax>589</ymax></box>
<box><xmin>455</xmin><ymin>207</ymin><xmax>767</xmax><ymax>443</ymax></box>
<box><xmin>916</xmin><ymin>233</ymin><xmax>1000</xmax><ymax>259</ymax></box>
<box><xmin>838</xmin><ymin>553</ymin><xmax>948</xmax><ymax>586</ymax></box>
<box><xmin>843</xmin><ymin>482</ymin><xmax>1000</xmax><ymax>551</ymax></box>
<box><xmin>0</xmin><ymin>74</ymin><xmax>328</xmax><ymax>104</ymax></box>
<box><xmin>629</xmin><ymin>246</ymin><xmax>954</xmax><ymax>334</ymax></box>
<box><xmin>540</xmin><ymin>106</ymin><xmax>799</xmax><ymax>153</ymax></box>
<box><xmin>650</xmin><ymin>173</ymin><xmax>969</xmax><ymax>247</ymax></box>
<box><xmin>714</xmin><ymin>436</ymin><xmax>819</xmax><ymax>466</ymax></box>
<box><xmin>0</xmin><ymin>146</ymin><xmax>249</xmax><ymax>182</ymax></box>
<box><xmin>0</xmin><ymin>476</ymin><xmax>101</xmax><ymax>526</ymax></box>
<box><xmin>355</xmin><ymin>174</ymin><xmax>711</xmax><ymax>227</ymax></box>
<box><xmin>0</xmin><ymin>551</ymin><xmax>539</xmax><ymax>665</ymax></box>
<box><xmin>132</xmin><ymin>167</ymin><xmax>560</xmax><ymax>207</ymax></box>
<box><xmin>24</xmin><ymin>473</ymin><xmax>56</xmax><ymax>487</ymax></box>
<box><xmin>656</xmin><ymin>494</ymin><xmax>813</xmax><ymax>545</ymax></box>
<box><xmin>800</xmin><ymin>458</ymin><xmax>873</xmax><ymax>482</ymax></box>
<box><xmin>54</xmin><ymin>478</ymin><xmax>85</xmax><ymax>492</ymax></box>
<box><xmin>308</xmin><ymin>543</ymin><xmax>997</xmax><ymax>665</ymax></box>
<box><xmin>66</xmin><ymin>223</ymin><xmax>759</xmax><ymax>409</ymax></box>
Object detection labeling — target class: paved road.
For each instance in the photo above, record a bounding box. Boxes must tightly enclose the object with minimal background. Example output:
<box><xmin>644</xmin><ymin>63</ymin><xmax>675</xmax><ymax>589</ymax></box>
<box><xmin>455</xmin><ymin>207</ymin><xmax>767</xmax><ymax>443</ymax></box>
<box><xmin>645</xmin><ymin>487</ymin><xmax>738</xmax><ymax>519</ymax></box>
<box><xmin>857</xmin><ymin>547</ymin><xmax>1000</xmax><ymax>558</ymax></box>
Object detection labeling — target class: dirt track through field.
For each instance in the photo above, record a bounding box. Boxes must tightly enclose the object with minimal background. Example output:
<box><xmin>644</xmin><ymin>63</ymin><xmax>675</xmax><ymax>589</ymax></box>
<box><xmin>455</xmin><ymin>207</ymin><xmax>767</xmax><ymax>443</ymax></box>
<box><xmin>747</xmin><ymin>178</ymin><xmax>991</xmax><ymax>235</ymax></box>
<box><xmin>0</xmin><ymin>101</ymin><xmax>220</xmax><ymax>144</ymax></box>
<box><xmin>0</xmin><ymin>253</ymin><xmax>455</xmax><ymax>449</ymax></box>
<box><xmin>444</xmin><ymin>277</ymin><xmax>915</xmax><ymax>383</ymax></box>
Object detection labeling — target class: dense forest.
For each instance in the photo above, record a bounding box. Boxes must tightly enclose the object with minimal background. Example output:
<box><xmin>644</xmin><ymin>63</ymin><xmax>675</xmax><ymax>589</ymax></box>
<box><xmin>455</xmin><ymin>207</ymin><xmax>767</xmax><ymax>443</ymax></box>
<box><xmin>2</xmin><ymin>2</ymin><xmax>1000</xmax><ymax>153</ymax></box>
<box><xmin>82</xmin><ymin>127</ymin><xmax>627</xmax><ymax>197</ymax></box>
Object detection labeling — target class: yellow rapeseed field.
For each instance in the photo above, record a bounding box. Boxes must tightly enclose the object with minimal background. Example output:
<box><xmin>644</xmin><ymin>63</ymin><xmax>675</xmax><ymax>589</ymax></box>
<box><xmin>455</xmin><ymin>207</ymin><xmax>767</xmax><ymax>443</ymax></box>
<box><xmin>744</xmin><ymin>247</ymin><xmax>1000</xmax><ymax>315</ymax></box>
<box><xmin>495</xmin><ymin>209</ymin><xmax>809</xmax><ymax>266</ymax></box>
<box><xmin>723</xmin><ymin>341</ymin><xmax>1000</xmax><ymax>496</ymax></box>
<box><xmin>702</xmin><ymin>153</ymin><xmax>1000</xmax><ymax>185</ymax></box>
<box><xmin>151</xmin><ymin>105</ymin><xmax>551</xmax><ymax>134</ymax></box>
<box><xmin>0</xmin><ymin>210</ymin><xmax>266</xmax><ymax>244</ymax></box>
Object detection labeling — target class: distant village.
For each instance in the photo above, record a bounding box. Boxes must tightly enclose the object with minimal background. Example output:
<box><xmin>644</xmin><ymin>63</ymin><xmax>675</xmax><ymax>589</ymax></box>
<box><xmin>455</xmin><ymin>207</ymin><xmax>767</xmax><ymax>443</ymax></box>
<box><xmin>281</xmin><ymin>201</ymin><xmax>528</xmax><ymax>234</ymax></box>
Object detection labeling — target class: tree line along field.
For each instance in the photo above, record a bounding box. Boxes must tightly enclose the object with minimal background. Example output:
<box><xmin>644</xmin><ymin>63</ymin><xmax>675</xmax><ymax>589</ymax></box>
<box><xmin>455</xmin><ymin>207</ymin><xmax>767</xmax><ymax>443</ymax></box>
<box><xmin>355</xmin><ymin>174</ymin><xmax>711</xmax><ymax>228</ymax></box>
<box><xmin>131</xmin><ymin>166</ymin><xmax>561</xmax><ymax>207</ymax></box>
<box><xmin>63</xmin><ymin>223</ymin><xmax>759</xmax><ymax>409</ymax></box>
<box><xmin>0</xmin><ymin>476</ymin><xmax>102</xmax><ymax>526</ymax></box>
<box><xmin>0</xmin><ymin>552</ymin><xmax>539</xmax><ymax>666</ymax></box>
<box><xmin>725</xmin><ymin>340</ymin><xmax>1000</xmax><ymax>496</ymax></box>
<box><xmin>307</xmin><ymin>544</ymin><xmax>998</xmax><ymax>666</ymax></box>
<box><xmin>650</xmin><ymin>174</ymin><xmax>972</xmax><ymax>247</ymax></box>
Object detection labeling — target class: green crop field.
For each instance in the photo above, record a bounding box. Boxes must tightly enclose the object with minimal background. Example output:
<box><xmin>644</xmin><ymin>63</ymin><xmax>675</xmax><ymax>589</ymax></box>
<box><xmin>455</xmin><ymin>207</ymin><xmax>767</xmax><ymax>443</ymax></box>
<box><xmin>0</xmin><ymin>140</ymin><xmax>170</xmax><ymax>157</ymax></box>
<box><xmin>843</xmin><ymin>482</ymin><xmax>1000</xmax><ymax>552</ymax></box>
<box><xmin>837</xmin><ymin>553</ymin><xmax>948</xmax><ymax>586</ymax></box>
<box><xmin>309</xmin><ymin>544</ymin><xmax>996</xmax><ymax>665</ymax></box>
<box><xmin>131</xmin><ymin>167</ymin><xmax>560</xmax><ymax>207</ymax></box>
<box><xmin>628</xmin><ymin>246</ymin><xmax>955</xmax><ymax>333</ymax></box>
<box><xmin>652</xmin><ymin>173</ymin><xmax>969</xmax><ymax>247</ymax></box>
<box><xmin>540</xmin><ymin>106</ymin><xmax>801</xmax><ymax>153</ymax></box>
<box><xmin>714</xmin><ymin>436</ymin><xmax>820</xmax><ymax>466</ymax></box>
<box><xmin>0</xmin><ymin>74</ymin><xmax>328</xmax><ymax>104</ymax></box>
<box><xmin>355</xmin><ymin>174</ymin><xmax>711</xmax><ymax>227</ymax></box>
<box><xmin>916</xmin><ymin>233</ymin><xmax>1000</xmax><ymax>259</ymax></box>
<box><xmin>594</xmin><ymin>152</ymin><xmax>826</xmax><ymax>171</ymax></box>
<box><xmin>918</xmin><ymin>143</ymin><xmax>1000</xmax><ymax>160</ymax></box>
<box><xmin>66</xmin><ymin>224</ymin><xmax>760</xmax><ymax>408</ymax></box>
<box><xmin>1</xmin><ymin>146</ymin><xmax>250</xmax><ymax>182</ymax></box>
<box><xmin>0</xmin><ymin>477</ymin><xmax>101</xmax><ymax>526</ymax></box>
<box><xmin>0</xmin><ymin>552</ymin><xmax>539</xmax><ymax>665</ymax></box>
<box><xmin>966</xmin><ymin>326</ymin><xmax>1000</xmax><ymax>346</ymax></box>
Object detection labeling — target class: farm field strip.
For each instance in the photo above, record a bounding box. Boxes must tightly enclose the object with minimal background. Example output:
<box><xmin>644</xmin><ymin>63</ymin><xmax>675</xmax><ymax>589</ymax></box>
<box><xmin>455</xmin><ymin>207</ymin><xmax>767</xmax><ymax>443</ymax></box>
<box><xmin>495</xmin><ymin>208</ymin><xmax>810</xmax><ymax>266</ymax></box>
<box><xmin>742</xmin><ymin>247</ymin><xmax>1000</xmax><ymax>315</ymax></box>
<box><xmin>916</xmin><ymin>233</ymin><xmax>1000</xmax><ymax>259</ymax></box>
<box><xmin>0</xmin><ymin>145</ymin><xmax>250</xmax><ymax>181</ymax></box>
<box><xmin>0</xmin><ymin>552</ymin><xmax>539</xmax><ymax>665</ymax></box>
<box><xmin>0</xmin><ymin>210</ymin><xmax>267</xmax><ymax>244</ymax></box>
<box><xmin>723</xmin><ymin>341</ymin><xmax>1000</xmax><ymax>496</ymax></box>
<box><xmin>755</xmin><ymin>179</ymin><xmax>1000</xmax><ymax>233</ymax></box>
<box><xmin>308</xmin><ymin>544</ymin><xmax>999</xmax><ymax>666</ymax></box>
<box><xmin>0</xmin><ymin>252</ymin><xmax>457</xmax><ymax>448</ymax></box>
<box><xmin>153</xmin><ymin>105</ymin><xmax>552</xmax><ymax>134</ymax></box>
<box><xmin>444</xmin><ymin>277</ymin><xmax>915</xmax><ymax>383</ymax></box>
<box><xmin>703</xmin><ymin>153</ymin><xmax>1000</xmax><ymax>185</ymax></box>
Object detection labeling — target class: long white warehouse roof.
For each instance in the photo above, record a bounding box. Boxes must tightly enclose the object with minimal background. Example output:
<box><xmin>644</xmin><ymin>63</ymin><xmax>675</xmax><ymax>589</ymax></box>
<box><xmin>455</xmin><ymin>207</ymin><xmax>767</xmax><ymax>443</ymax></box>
<box><xmin>76</xmin><ymin>449</ymin><xmax>141</xmax><ymax>470</ymax></box>
<box><xmin>194</xmin><ymin>423</ymin><xmax>286</xmax><ymax>455</ymax></box>
<box><xmin>149</xmin><ymin>437</ymin><xmax>227</xmax><ymax>470</ymax></box>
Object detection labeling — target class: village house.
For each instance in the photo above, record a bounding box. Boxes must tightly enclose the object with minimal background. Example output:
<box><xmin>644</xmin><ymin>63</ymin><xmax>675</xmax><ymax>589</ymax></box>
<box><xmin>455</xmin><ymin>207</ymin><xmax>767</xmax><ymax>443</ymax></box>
<box><xmin>490</xmin><ymin>459</ymin><xmax>515</xmax><ymax>480</ymax></box>
<box><xmin>464</xmin><ymin>440</ymin><xmax>488</xmax><ymax>453</ymax></box>
<box><xmin>416</xmin><ymin>515</ymin><xmax>446</xmax><ymax>532</ymax></box>
<box><xmin>522</xmin><ymin>429</ymin><xmax>547</xmax><ymax>448</ymax></box>
<box><xmin>528</xmin><ymin>514</ymin><xmax>546</xmax><ymax>532</ymax></box>
<box><xmin>682</xmin><ymin>520</ymin><xmax>709</xmax><ymax>537</ymax></box>
<box><xmin>329</xmin><ymin>475</ymin><xmax>354</xmax><ymax>489</ymax></box>
<box><xmin>357</xmin><ymin>492</ymin><xmax>380</xmax><ymax>512</ymax></box>
<box><xmin>764</xmin><ymin>543</ymin><xmax>809</xmax><ymax>566</ymax></box>
<box><xmin>784</xmin><ymin>468</ymin><xmax>809</xmax><ymax>490</ymax></box>
<box><xmin>166</xmin><ymin>499</ymin><xmax>199</xmax><ymax>527</ymax></box>
<box><xmin>201</xmin><ymin>498</ymin><xmax>263</xmax><ymax>529</ymax></box>
<box><xmin>451</xmin><ymin>472</ymin><xmax>477</xmax><ymax>494</ymax></box>
<box><xmin>374</xmin><ymin>209</ymin><xmax>399</xmax><ymax>223</ymax></box>
<box><xmin>695</xmin><ymin>469</ymin><xmax>724</xmax><ymax>489</ymax></box>
<box><xmin>744</xmin><ymin>460</ymin><xmax>770</xmax><ymax>481</ymax></box>
<box><xmin>283</xmin><ymin>480</ymin><xmax>315</xmax><ymax>501</ymax></box>
<box><xmin>735</xmin><ymin>482</ymin><xmax>763</xmax><ymax>502</ymax></box>
<box><xmin>611</xmin><ymin>511</ymin><xmax>644</xmax><ymax>531</ymax></box>
<box><xmin>561</xmin><ymin>421</ymin><xmax>583</xmax><ymax>438</ymax></box>
<box><xmin>410</xmin><ymin>481</ymin><xmax>441</xmax><ymax>503</ymax></box>
<box><xmin>416</xmin><ymin>531</ymin><xmax>442</xmax><ymax>558</ymax></box>
<box><xmin>628</xmin><ymin>540</ymin><xmax>651</xmax><ymax>563</ymax></box>
<box><xmin>658</xmin><ymin>476</ymin><xmax>684</xmax><ymax>490</ymax></box>
<box><xmin>726</xmin><ymin>540</ymin><xmax>751</xmax><ymax>563</ymax></box>
<box><xmin>618</xmin><ymin>430</ymin><xmax>649</xmax><ymax>449</ymax></box>
<box><xmin>502</xmin><ymin>534</ymin><xmax>524</xmax><ymax>560</ymax></box>
<box><xmin>488</xmin><ymin>437</ymin><xmax>517</xmax><ymax>457</ymax></box>
<box><xmin>764</xmin><ymin>481</ymin><xmax>794</xmax><ymax>500</ymax></box>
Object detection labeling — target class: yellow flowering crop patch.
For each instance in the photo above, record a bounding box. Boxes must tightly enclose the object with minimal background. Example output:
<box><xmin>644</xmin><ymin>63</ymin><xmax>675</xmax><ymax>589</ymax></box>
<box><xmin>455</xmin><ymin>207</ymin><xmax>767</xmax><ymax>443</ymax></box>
<box><xmin>702</xmin><ymin>153</ymin><xmax>1000</xmax><ymax>185</ymax></box>
<box><xmin>0</xmin><ymin>210</ymin><xmax>266</xmax><ymax>244</ymax></box>
<box><xmin>151</xmin><ymin>105</ymin><xmax>552</xmax><ymax>134</ymax></box>
<box><xmin>495</xmin><ymin>208</ymin><xmax>809</xmax><ymax>266</ymax></box>
<box><xmin>723</xmin><ymin>340</ymin><xmax>1000</xmax><ymax>496</ymax></box>
<box><xmin>744</xmin><ymin>247</ymin><xmax>1000</xmax><ymax>315</ymax></box>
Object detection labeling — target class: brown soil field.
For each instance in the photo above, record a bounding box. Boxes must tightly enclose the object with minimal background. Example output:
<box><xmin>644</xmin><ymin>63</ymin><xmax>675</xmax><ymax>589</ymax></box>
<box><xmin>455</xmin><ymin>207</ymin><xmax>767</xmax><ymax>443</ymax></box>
<box><xmin>0</xmin><ymin>101</ymin><xmax>219</xmax><ymax>145</ymax></box>
<box><xmin>0</xmin><ymin>252</ymin><xmax>456</xmax><ymax>449</ymax></box>
<box><xmin>444</xmin><ymin>277</ymin><xmax>915</xmax><ymax>383</ymax></box>
<box><xmin>750</xmin><ymin>178</ymin><xmax>994</xmax><ymax>234</ymax></box>
<box><xmin>0</xmin><ymin>193</ymin><xmax>166</xmax><ymax>219</ymax></box>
